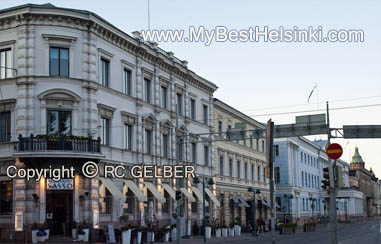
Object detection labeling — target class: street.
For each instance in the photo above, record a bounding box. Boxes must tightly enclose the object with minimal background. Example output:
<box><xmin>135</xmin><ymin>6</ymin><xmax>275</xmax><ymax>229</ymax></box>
<box><xmin>182</xmin><ymin>219</ymin><xmax>381</xmax><ymax>244</ymax></box>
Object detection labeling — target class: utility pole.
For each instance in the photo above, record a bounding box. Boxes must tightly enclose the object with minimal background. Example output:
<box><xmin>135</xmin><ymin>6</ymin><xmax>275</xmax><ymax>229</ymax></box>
<box><xmin>327</xmin><ymin>101</ymin><xmax>338</xmax><ymax>244</ymax></box>
<box><xmin>175</xmin><ymin>102</ymin><xmax>183</xmax><ymax>244</ymax></box>
<box><xmin>266</xmin><ymin>119</ymin><xmax>276</xmax><ymax>244</ymax></box>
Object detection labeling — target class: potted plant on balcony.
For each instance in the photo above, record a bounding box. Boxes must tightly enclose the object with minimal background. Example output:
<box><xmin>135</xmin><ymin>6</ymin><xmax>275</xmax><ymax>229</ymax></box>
<box><xmin>72</xmin><ymin>221</ymin><xmax>77</xmax><ymax>239</ymax></box>
<box><xmin>215</xmin><ymin>223</ymin><xmax>222</xmax><ymax>238</ymax></box>
<box><xmin>36</xmin><ymin>228</ymin><xmax>47</xmax><ymax>243</ymax></box>
<box><xmin>31</xmin><ymin>223</ymin><xmax>39</xmax><ymax>244</ymax></box>
<box><xmin>221</xmin><ymin>223</ymin><xmax>228</xmax><ymax>237</ymax></box>
<box><xmin>234</xmin><ymin>217</ymin><xmax>241</xmax><ymax>237</ymax></box>
<box><xmin>121</xmin><ymin>225</ymin><xmax>132</xmax><ymax>244</ymax></box>
<box><xmin>170</xmin><ymin>224</ymin><xmax>177</xmax><ymax>241</ymax></box>
<box><xmin>163</xmin><ymin>225</ymin><xmax>171</xmax><ymax>242</ymax></box>
<box><xmin>146</xmin><ymin>224</ymin><xmax>155</xmax><ymax>243</ymax></box>
<box><xmin>228</xmin><ymin>223</ymin><xmax>235</xmax><ymax>237</ymax></box>
<box><xmin>43</xmin><ymin>222</ymin><xmax>50</xmax><ymax>241</ymax></box>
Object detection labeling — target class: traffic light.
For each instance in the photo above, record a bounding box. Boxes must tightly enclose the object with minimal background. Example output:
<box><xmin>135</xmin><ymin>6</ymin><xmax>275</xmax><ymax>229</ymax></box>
<box><xmin>321</xmin><ymin>167</ymin><xmax>330</xmax><ymax>190</ymax></box>
<box><xmin>322</xmin><ymin>165</ymin><xmax>334</xmax><ymax>190</ymax></box>
<box><xmin>176</xmin><ymin>190</ymin><xmax>182</xmax><ymax>201</ymax></box>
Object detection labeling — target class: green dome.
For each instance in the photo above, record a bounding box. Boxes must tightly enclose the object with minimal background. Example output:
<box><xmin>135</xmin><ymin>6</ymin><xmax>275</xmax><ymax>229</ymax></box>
<box><xmin>351</xmin><ymin>146</ymin><xmax>364</xmax><ymax>163</ymax></box>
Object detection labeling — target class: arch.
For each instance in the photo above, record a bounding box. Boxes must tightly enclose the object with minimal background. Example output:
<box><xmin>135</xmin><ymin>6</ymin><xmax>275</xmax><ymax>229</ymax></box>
<box><xmin>38</xmin><ymin>88</ymin><xmax>81</xmax><ymax>102</ymax></box>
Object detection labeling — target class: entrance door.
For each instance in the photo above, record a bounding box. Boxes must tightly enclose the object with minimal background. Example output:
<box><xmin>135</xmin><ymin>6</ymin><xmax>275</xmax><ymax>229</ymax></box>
<box><xmin>46</xmin><ymin>190</ymin><xmax>73</xmax><ymax>236</ymax></box>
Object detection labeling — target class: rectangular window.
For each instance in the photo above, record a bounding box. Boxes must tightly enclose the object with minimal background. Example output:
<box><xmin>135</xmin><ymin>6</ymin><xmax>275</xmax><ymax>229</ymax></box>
<box><xmin>0</xmin><ymin>180</ymin><xmax>12</xmax><ymax>215</ymax></box>
<box><xmin>274</xmin><ymin>145</ymin><xmax>279</xmax><ymax>156</ymax></box>
<box><xmin>100</xmin><ymin>58</ymin><xmax>109</xmax><ymax>87</ymax></box>
<box><xmin>301</xmin><ymin>152</ymin><xmax>303</xmax><ymax>162</ymax></box>
<box><xmin>101</xmin><ymin>117</ymin><xmax>110</xmax><ymax>145</ymax></box>
<box><xmin>244</xmin><ymin>162</ymin><xmax>248</xmax><ymax>179</ymax></box>
<box><xmin>191</xmin><ymin>143</ymin><xmax>197</xmax><ymax>163</ymax></box>
<box><xmin>144</xmin><ymin>78</ymin><xmax>151</xmax><ymax>103</ymax></box>
<box><xmin>50</xmin><ymin>47</ymin><xmax>69</xmax><ymax>77</ymax></box>
<box><xmin>250</xmin><ymin>136</ymin><xmax>253</xmax><ymax>148</ymax></box>
<box><xmin>218</xmin><ymin>121</ymin><xmax>222</xmax><ymax>136</ymax></box>
<box><xmin>237</xmin><ymin>161</ymin><xmax>241</xmax><ymax>178</ymax></box>
<box><xmin>123</xmin><ymin>69</ymin><xmax>131</xmax><ymax>95</ymax></box>
<box><xmin>261</xmin><ymin>140</ymin><xmax>265</xmax><ymax>152</ymax></box>
<box><xmin>204</xmin><ymin>146</ymin><xmax>209</xmax><ymax>165</ymax></box>
<box><xmin>161</xmin><ymin>86</ymin><xmax>167</xmax><ymax>109</ymax></box>
<box><xmin>47</xmin><ymin>110</ymin><xmax>72</xmax><ymax>135</ymax></box>
<box><xmin>162</xmin><ymin>134</ymin><xmax>169</xmax><ymax>158</ymax></box>
<box><xmin>176</xmin><ymin>93</ymin><xmax>183</xmax><ymax>115</ymax></box>
<box><xmin>145</xmin><ymin>129</ymin><xmax>152</xmax><ymax>154</ymax></box>
<box><xmin>229</xmin><ymin>159</ymin><xmax>233</xmax><ymax>177</ymax></box>
<box><xmin>256</xmin><ymin>138</ymin><xmax>259</xmax><ymax>151</ymax></box>
<box><xmin>257</xmin><ymin>166</ymin><xmax>261</xmax><ymax>181</ymax></box>
<box><xmin>252</xmin><ymin>164</ymin><xmax>255</xmax><ymax>181</ymax></box>
<box><xmin>274</xmin><ymin>167</ymin><xmax>280</xmax><ymax>183</ymax></box>
<box><xmin>303</xmin><ymin>198</ymin><xmax>305</xmax><ymax>211</ymax></box>
<box><xmin>219</xmin><ymin>156</ymin><xmax>224</xmax><ymax>175</ymax></box>
<box><xmin>203</xmin><ymin>105</ymin><xmax>208</xmax><ymax>125</ymax></box>
<box><xmin>301</xmin><ymin>172</ymin><xmax>304</xmax><ymax>187</ymax></box>
<box><xmin>124</xmin><ymin>124</ymin><xmax>132</xmax><ymax>150</ymax></box>
<box><xmin>178</xmin><ymin>139</ymin><xmax>184</xmax><ymax>161</ymax></box>
<box><xmin>190</xmin><ymin>99</ymin><xmax>196</xmax><ymax>120</ymax></box>
<box><xmin>263</xmin><ymin>167</ymin><xmax>266</xmax><ymax>182</ymax></box>
<box><xmin>0</xmin><ymin>49</ymin><xmax>13</xmax><ymax>79</ymax></box>
<box><xmin>99</xmin><ymin>187</ymin><xmax>112</xmax><ymax>214</ymax></box>
<box><xmin>0</xmin><ymin>112</ymin><xmax>11</xmax><ymax>142</ymax></box>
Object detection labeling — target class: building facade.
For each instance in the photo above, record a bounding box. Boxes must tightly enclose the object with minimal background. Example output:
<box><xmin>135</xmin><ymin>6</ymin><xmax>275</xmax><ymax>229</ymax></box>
<box><xmin>274</xmin><ymin>137</ymin><xmax>364</xmax><ymax>225</ymax></box>
<box><xmin>349</xmin><ymin>147</ymin><xmax>377</xmax><ymax>217</ymax></box>
<box><xmin>0</xmin><ymin>3</ymin><xmax>219</xmax><ymax>242</ymax></box>
<box><xmin>212</xmin><ymin>98</ymin><xmax>269</xmax><ymax>228</ymax></box>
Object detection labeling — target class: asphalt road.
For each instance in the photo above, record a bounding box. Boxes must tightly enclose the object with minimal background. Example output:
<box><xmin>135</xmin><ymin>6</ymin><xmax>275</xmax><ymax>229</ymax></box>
<box><xmin>184</xmin><ymin>218</ymin><xmax>381</xmax><ymax>244</ymax></box>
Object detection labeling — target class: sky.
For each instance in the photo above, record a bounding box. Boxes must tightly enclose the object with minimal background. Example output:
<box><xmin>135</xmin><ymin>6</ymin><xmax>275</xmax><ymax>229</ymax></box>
<box><xmin>3</xmin><ymin>0</ymin><xmax>381</xmax><ymax>175</ymax></box>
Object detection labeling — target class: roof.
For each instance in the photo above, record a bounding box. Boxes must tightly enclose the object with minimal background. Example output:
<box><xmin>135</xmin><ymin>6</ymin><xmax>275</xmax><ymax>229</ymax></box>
<box><xmin>213</xmin><ymin>98</ymin><xmax>266</xmax><ymax>129</ymax></box>
<box><xmin>0</xmin><ymin>3</ymin><xmax>218</xmax><ymax>91</ymax></box>
<box><xmin>351</xmin><ymin>146</ymin><xmax>364</xmax><ymax>164</ymax></box>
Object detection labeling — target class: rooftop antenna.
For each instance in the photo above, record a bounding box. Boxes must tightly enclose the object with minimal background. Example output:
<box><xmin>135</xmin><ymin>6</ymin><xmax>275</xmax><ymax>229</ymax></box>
<box><xmin>147</xmin><ymin>0</ymin><xmax>151</xmax><ymax>30</ymax></box>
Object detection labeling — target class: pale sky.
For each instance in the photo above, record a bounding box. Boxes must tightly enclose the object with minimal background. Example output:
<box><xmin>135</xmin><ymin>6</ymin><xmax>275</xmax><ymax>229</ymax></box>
<box><xmin>3</xmin><ymin>0</ymin><xmax>381</xmax><ymax>175</ymax></box>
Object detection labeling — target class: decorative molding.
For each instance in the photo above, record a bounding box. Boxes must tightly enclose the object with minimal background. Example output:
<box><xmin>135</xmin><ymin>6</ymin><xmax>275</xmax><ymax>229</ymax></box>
<box><xmin>121</xmin><ymin>111</ymin><xmax>137</xmax><ymax>125</ymax></box>
<box><xmin>42</xmin><ymin>34</ymin><xmax>77</xmax><ymax>46</ymax></box>
<box><xmin>0</xmin><ymin>99</ymin><xmax>16</xmax><ymax>112</ymax></box>
<box><xmin>97</xmin><ymin>103</ymin><xmax>116</xmax><ymax>118</ymax></box>
<box><xmin>98</xmin><ymin>48</ymin><xmax>114</xmax><ymax>59</ymax></box>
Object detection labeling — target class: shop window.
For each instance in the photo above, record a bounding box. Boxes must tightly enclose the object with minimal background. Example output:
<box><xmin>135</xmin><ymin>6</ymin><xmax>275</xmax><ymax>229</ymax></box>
<box><xmin>0</xmin><ymin>180</ymin><xmax>12</xmax><ymax>215</ymax></box>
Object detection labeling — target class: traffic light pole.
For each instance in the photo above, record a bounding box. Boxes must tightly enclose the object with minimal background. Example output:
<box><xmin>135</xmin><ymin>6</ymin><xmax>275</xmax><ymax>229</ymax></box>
<box><xmin>327</xmin><ymin>102</ymin><xmax>338</xmax><ymax>244</ymax></box>
<box><xmin>266</xmin><ymin>120</ymin><xmax>276</xmax><ymax>244</ymax></box>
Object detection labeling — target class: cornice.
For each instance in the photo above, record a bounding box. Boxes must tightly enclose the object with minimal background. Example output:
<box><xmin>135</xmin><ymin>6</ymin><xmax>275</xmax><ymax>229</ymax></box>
<box><xmin>0</xmin><ymin>9</ymin><xmax>218</xmax><ymax>94</ymax></box>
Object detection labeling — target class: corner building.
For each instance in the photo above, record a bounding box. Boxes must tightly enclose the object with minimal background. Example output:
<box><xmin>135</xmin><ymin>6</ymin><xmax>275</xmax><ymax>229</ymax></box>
<box><xmin>0</xmin><ymin>3</ymin><xmax>218</xmax><ymax>242</ymax></box>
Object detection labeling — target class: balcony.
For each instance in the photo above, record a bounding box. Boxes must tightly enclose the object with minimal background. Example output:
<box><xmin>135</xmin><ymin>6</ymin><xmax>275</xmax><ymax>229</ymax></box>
<box><xmin>14</xmin><ymin>134</ymin><xmax>104</xmax><ymax>159</ymax></box>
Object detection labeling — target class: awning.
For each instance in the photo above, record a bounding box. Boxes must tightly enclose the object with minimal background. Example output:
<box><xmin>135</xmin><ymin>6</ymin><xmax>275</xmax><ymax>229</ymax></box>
<box><xmin>237</xmin><ymin>196</ymin><xmax>250</xmax><ymax>208</ymax></box>
<box><xmin>191</xmin><ymin>186</ymin><xmax>209</xmax><ymax>207</ymax></box>
<box><xmin>162</xmin><ymin>183</ymin><xmax>176</xmax><ymax>200</ymax></box>
<box><xmin>144</xmin><ymin>182</ymin><xmax>166</xmax><ymax>203</ymax></box>
<box><xmin>262</xmin><ymin>199</ymin><xmax>270</xmax><ymax>207</ymax></box>
<box><xmin>123</xmin><ymin>180</ymin><xmax>147</xmax><ymax>202</ymax></box>
<box><xmin>180</xmin><ymin>188</ymin><xmax>196</xmax><ymax>202</ymax></box>
<box><xmin>230</xmin><ymin>195</ymin><xmax>239</xmax><ymax>204</ymax></box>
<box><xmin>205</xmin><ymin>188</ymin><xmax>220</xmax><ymax>207</ymax></box>
<box><xmin>0</xmin><ymin>176</ymin><xmax>11</xmax><ymax>181</ymax></box>
<box><xmin>99</xmin><ymin>177</ymin><xmax>125</xmax><ymax>201</ymax></box>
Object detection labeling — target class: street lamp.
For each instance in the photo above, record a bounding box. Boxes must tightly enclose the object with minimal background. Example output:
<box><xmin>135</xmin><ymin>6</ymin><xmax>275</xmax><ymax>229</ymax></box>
<box><xmin>309</xmin><ymin>197</ymin><xmax>316</xmax><ymax>220</ymax></box>
<box><xmin>284</xmin><ymin>194</ymin><xmax>294</xmax><ymax>223</ymax></box>
<box><xmin>248</xmin><ymin>187</ymin><xmax>261</xmax><ymax>237</ymax></box>
<box><xmin>193</xmin><ymin>176</ymin><xmax>214</xmax><ymax>243</ymax></box>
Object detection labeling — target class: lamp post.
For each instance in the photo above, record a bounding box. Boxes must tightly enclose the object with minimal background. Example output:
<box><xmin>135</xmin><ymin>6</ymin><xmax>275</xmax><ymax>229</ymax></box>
<box><xmin>309</xmin><ymin>197</ymin><xmax>316</xmax><ymax>220</ymax></box>
<box><xmin>248</xmin><ymin>187</ymin><xmax>261</xmax><ymax>237</ymax></box>
<box><xmin>193</xmin><ymin>176</ymin><xmax>214</xmax><ymax>243</ymax></box>
<box><xmin>284</xmin><ymin>194</ymin><xmax>293</xmax><ymax>223</ymax></box>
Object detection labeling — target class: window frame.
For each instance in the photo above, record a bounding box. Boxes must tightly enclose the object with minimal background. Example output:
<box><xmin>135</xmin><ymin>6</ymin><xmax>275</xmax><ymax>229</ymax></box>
<box><xmin>190</xmin><ymin>98</ymin><xmax>196</xmax><ymax>120</ymax></box>
<box><xmin>49</xmin><ymin>47</ymin><xmax>69</xmax><ymax>77</ymax></box>
<box><xmin>144</xmin><ymin>78</ymin><xmax>151</xmax><ymax>103</ymax></box>
<box><xmin>0</xmin><ymin>111</ymin><xmax>11</xmax><ymax>142</ymax></box>
<box><xmin>145</xmin><ymin>129</ymin><xmax>153</xmax><ymax>154</ymax></box>
<box><xmin>0</xmin><ymin>48</ymin><xmax>13</xmax><ymax>79</ymax></box>
<box><xmin>161</xmin><ymin>86</ymin><xmax>168</xmax><ymax>109</ymax></box>
<box><xmin>101</xmin><ymin>117</ymin><xmax>110</xmax><ymax>146</ymax></box>
<box><xmin>123</xmin><ymin>68</ymin><xmax>132</xmax><ymax>95</ymax></box>
<box><xmin>46</xmin><ymin>110</ymin><xmax>72</xmax><ymax>136</ymax></box>
<box><xmin>124</xmin><ymin>123</ymin><xmax>132</xmax><ymax>150</ymax></box>
<box><xmin>100</xmin><ymin>57</ymin><xmax>110</xmax><ymax>87</ymax></box>
<box><xmin>204</xmin><ymin>145</ymin><xmax>209</xmax><ymax>165</ymax></box>
<box><xmin>203</xmin><ymin>104</ymin><xmax>208</xmax><ymax>125</ymax></box>
<box><xmin>0</xmin><ymin>180</ymin><xmax>13</xmax><ymax>215</ymax></box>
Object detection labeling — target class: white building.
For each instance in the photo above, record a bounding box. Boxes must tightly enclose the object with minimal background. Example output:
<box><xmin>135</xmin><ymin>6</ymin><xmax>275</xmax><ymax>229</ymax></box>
<box><xmin>0</xmin><ymin>3</ymin><xmax>218</xmax><ymax>242</ymax></box>
<box><xmin>274</xmin><ymin>137</ymin><xmax>363</xmax><ymax>225</ymax></box>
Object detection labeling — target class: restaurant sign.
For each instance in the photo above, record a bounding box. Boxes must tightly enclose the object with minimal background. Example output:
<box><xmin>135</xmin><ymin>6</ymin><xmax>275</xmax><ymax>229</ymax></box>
<box><xmin>47</xmin><ymin>179</ymin><xmax>74</xmax><ymax>190</ymax></box>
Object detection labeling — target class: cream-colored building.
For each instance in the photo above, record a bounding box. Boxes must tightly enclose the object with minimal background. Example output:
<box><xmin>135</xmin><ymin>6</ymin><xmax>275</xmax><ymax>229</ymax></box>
<box><xmin>212</xmin><ymin>98</ymin><xmax>269</xmax><ymax>227</ymax></box>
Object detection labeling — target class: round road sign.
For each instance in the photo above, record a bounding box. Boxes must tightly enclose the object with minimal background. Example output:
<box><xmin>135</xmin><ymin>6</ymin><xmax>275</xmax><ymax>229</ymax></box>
<box><xmin>326</xmin><ymin>143</ymin><xmax>343</xmax><ymax>160</ymax></box>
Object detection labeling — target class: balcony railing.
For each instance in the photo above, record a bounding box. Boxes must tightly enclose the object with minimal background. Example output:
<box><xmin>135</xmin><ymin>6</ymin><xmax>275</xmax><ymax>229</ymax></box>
<box><xmin>16</xmin><ymin>134</ymin><xmax>101</xmax><ymax>153</ymax></box>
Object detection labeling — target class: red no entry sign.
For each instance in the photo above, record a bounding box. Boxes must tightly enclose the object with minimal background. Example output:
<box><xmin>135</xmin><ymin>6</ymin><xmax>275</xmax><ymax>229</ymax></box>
<box><xmin>326</xmin><ymin>143</ymin><xmax>343</xmax><ymax>160</ymax></box>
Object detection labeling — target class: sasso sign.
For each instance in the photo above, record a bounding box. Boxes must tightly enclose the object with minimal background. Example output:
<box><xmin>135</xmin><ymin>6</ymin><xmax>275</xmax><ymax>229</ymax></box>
<box><xmin>47</xmin><ymin>179</ymin><xmax>74</xmax><ymax>190</ymax></box>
